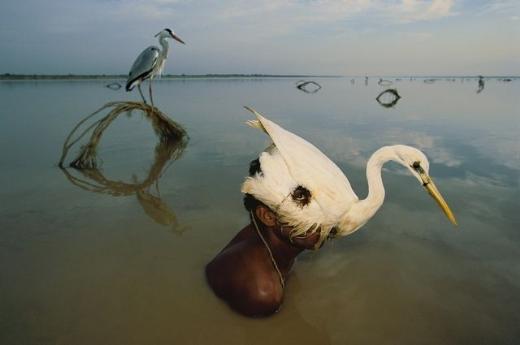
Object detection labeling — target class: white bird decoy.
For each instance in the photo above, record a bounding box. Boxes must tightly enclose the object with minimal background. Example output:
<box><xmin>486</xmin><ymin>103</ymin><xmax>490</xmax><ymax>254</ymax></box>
<box><xmin>126</xmin><ymin>28</ymin><xmax>185</xmax><ymax>106</ymax></box>
<box><xmin>242</xmin><ymin>107</ymin><xmax>457</xmax><ymax>247</ymax></box>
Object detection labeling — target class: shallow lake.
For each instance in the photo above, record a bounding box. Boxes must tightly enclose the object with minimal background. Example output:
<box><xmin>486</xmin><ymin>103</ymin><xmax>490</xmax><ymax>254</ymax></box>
<box><xmin>1</xmin><ymin>77</ymin><xmax>519</xmax><ymax>344</ymax></box>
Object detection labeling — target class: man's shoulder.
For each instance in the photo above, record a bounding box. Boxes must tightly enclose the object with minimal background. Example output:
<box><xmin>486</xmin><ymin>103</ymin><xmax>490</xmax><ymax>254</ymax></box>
<box><xmin>205</xmin><ymin>237</ymin><xmax>284</xmax><ymax>317</ymax></box>
<box><xmin>206</xmin><ymin>238</ymin><xmax>273</xmax><ymax>285</ymax></box>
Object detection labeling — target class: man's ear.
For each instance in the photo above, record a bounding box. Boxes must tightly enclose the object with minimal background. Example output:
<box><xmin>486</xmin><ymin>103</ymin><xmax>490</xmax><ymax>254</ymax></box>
<box><xmin>255</xmin><ymin>205</ymin><xmax>277</xmax><ymax>227</ymax></box>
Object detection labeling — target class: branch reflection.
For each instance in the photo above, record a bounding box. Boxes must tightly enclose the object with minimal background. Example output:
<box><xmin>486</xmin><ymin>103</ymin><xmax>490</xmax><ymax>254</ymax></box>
<box><xmin>375</xmin><ymin>88</ymin><xmax>401</xmax><ymax>108</ymax></box>
<box><xmin>60</xmin><ymin>137</ymin><xmax>189</xmax><ymax>233</ymax></box>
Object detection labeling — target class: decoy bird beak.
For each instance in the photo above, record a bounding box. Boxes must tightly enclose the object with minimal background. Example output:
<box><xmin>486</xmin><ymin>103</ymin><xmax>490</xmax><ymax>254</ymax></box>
<box><xmin>171</xmin><ymin>33</ymin><xmax>185</xmax><ymax>44</ymax></box>
<box><xmin>421</xmin><ymin>175</ymin><xmax>458</xmax><ymax>226</ymax></box>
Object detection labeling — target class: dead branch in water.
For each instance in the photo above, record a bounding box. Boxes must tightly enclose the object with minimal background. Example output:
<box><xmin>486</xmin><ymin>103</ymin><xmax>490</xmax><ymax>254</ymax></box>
<box><xmin>477</xmin><ymin>76</ymin><xmax>485</xmax><ymax>94</ymax></box>
<box><xmin>58</xmin><ymin>101</ymin><xmax>187</xmax><ymax>169</ymax></box>
<box><xmin>105</xmin><ymin>82</ymin><xmax>122</xmax><ymax>90</ymax></box>
<box><xmin>58</xmin><ymin>101</ymin><xmax>188</xmax><ymax>232</ymax></box>
<box><xmin>378</xmin><ymin>79</ymin><xmax>393</xmax><ymax>86</ymax></box>
<box><xmin>376</xmin><ymin>88</ymin><xmax>402</xmax><ymax>108</ymax></box>
<box><xmin>296</xmin><ymin>80</ymin><xmax>322</xmax><ymax>93</ymax></box>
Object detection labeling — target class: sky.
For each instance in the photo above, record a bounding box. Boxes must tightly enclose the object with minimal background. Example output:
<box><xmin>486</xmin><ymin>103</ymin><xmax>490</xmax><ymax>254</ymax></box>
<box><xmin>0</xmin><ymin>0</ymin><xmax>519</xmax><ymax>75</ymax></box>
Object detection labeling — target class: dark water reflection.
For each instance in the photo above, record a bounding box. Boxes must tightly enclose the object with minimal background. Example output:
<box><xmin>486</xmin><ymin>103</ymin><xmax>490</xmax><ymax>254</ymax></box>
<box><xmin>60</xmin><ymin>136</ymin><xmax>188</xmax><ymax>232</ymax></box>
<box><xmin>0</xmin><ymin>77</ymin><xmax>519</xmax><ymax>344</ymax></box>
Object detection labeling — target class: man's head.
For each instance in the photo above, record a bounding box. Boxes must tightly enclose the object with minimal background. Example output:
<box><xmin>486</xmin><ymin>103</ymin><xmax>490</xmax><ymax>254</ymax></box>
<box><xmin>245</xmin><ymin>193</ymin><xmax>322</xmax><ymax>250</ymax></box>
<box><xmin>244</xmin><ymin>158</ymin><xmax>322</xmax><ymax>250</ymax></box>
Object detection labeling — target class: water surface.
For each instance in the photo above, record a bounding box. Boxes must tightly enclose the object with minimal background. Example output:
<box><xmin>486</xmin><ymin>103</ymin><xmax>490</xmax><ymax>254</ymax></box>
<box><xmin>1</xmin><ymin>77</ymin><xmax>519</xmax><ymax>344</ymax></box>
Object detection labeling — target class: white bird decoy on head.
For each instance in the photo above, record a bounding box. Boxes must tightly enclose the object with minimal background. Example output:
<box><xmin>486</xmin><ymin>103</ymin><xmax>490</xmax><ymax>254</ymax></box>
<box><xmin>126</xmin><ymin>28</ymin><xmax>185</xmax><ymax>106</ymax></box>
<box><xmin>241</xmin><ymin>107</ymin><xmax>457</xmax><ymax>248</ymax></box>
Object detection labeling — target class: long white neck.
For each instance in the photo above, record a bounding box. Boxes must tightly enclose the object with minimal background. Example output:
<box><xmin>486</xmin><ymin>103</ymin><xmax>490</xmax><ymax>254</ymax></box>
<box><xmin>159</xmin><ymin>36</ymin><xmax>170</xmax><ymax>59</ymax></box>
<box><xmin>341</xmin><ymin>146</ymin><xmax>399</xmax><ymax>231</ymax></box>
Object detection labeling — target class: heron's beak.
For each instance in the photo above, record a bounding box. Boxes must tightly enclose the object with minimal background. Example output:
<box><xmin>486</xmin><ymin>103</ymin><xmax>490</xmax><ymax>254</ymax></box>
<box><xmin>420</xmin><ymin>173</ymin><xmax>458</xmax><ymax>226</ymax></box>
<box><xmin>154</xmin><ymin>32</ymin><xmax>160</xmax><ymax>37</ymax></box>
<box><xmin>171</xmin><ymin>33</ymin><xmax>185</xmax><ymax>44</ymax></box>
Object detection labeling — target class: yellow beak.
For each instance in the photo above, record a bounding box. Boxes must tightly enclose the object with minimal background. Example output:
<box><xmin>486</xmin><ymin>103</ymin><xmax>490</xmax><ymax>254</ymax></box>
<box><xmin>421</xmin><ymin>175</ymin><xmax>458</xmax><ymax>226</ymax></box>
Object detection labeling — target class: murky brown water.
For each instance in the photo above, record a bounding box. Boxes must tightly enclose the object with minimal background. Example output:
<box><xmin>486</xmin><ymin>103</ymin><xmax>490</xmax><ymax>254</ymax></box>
<box><xmin>1</xmin><ymin>77</ymin><xmax>519</xmax><ymax>344</ymax></box>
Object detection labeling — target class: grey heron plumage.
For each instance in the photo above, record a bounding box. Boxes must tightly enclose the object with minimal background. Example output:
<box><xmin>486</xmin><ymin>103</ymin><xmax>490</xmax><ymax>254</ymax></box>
<box><xmin>126</xmin><ymin>28</ymin><xmax>185</xmax><ymax>106</ymax></box>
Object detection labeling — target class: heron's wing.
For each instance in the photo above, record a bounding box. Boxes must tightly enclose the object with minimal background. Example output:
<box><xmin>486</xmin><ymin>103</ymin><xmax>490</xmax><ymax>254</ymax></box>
<box><xmin>126</xmin><ymin>46</ymin><xmax>160</xmax><ymax>91</ymax></box>
<box><xmin>245</xmin><ymin>108</ymin><xmax>359</xmax><ymax>208</ymax></box>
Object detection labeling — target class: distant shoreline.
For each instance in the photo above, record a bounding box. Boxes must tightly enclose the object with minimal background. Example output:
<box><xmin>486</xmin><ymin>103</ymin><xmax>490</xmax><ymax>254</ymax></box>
<box><xmin>0</xmin><ymin>73</ymin><xmax>517</xmax><ymax>81</ymax></box>
<box><xmin>0</xmin><ymin>74</ymin><xmax>340</xmax><ymax>81</ymax></box>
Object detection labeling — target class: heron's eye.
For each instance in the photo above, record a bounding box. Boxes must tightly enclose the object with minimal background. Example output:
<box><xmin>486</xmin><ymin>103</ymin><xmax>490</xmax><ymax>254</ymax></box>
<box><xmin>412</xmin><ymin>161</ymin><xmax>421</xmax><ymax>170</ymax></box>
<box><xmin>248</xmin><ymin>158</ymin><xmax>262</xmax><ymax>176</ymax></box>
<box><xmin>292</xmin><ymin>185</ymin><xmax>311</xmax><ymax>207</ymax></box>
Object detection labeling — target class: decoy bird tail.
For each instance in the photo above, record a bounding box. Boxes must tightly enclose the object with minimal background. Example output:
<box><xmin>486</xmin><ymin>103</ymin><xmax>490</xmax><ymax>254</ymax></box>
<box><xmin>244</xmin><ymin>106</ymin><xmax>267</xmax><ymax>133</ymax></box>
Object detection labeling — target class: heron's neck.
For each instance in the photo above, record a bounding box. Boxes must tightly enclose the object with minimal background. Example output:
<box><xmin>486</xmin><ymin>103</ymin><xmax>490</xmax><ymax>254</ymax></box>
<box><xmin>356</xmin><ymin>146</ymin><xmax>398</xmax><ymax>220</ymax></box>
<box><xmin>159</xmin><ymin>37</ymin><xmax>170</xmax><ymax>58</ymax></box>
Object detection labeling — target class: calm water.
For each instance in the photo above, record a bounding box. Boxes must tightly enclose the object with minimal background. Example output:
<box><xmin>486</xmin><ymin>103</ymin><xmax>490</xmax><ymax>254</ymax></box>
<box><xmin>1</xmin><ymin>77</ymin><xmax>519</xmax><ymax>344</ymax></box>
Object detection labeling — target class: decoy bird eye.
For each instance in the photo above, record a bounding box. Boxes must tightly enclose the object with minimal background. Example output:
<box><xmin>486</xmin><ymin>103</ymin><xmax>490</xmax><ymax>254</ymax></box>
<box><xmin>248</xmin><ymin>158</ymin><xmax>262</xmax><ymax>176</ymax></box>
<box><xmin>292</xmin><ymin>185</ymin><xmax>311</xmax><ymax>206</ymax></box>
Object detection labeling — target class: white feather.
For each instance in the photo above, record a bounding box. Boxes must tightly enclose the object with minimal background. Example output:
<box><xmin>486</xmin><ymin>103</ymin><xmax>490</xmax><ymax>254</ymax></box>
<box><xmin>242</xmin><ymin>107</ymin><xmax>456</xmax><ymax>240</ymax></box>
<box><xmin>242</xmin><ymin>107</ymin><xmax>358</xmax><ymax>241</ymax></box>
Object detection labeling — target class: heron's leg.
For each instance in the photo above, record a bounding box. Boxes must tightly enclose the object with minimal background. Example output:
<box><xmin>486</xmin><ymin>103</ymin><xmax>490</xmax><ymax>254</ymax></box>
<box><xmin>137</xmin><ymin>84</ymin><xmax>148</xmax><ymax>104</ymax></box>
<box><xmin>149</xmin><ymin>78</ymin><xmax>155</xmax><ymax>108</ymax></box>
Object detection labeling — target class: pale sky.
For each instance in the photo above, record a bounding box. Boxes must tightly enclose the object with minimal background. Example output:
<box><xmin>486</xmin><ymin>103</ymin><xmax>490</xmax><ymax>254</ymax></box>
<box><xmin>1</xmin><ymin>0</ymin><xmax>519</xmax><ymax>75</ymax></box>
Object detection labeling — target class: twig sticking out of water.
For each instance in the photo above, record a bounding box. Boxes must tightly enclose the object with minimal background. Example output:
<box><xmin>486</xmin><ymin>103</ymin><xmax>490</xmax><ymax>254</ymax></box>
<box><xmin>59</xmin><ymin>102</ymin><xmax>189</xmax><ymax>234</ymax></box>
<box><xmin>378</xmin><ymin>78</ymin><xmax>393</xmax><ymax>86</ymax></box>
<box><xmin>58</xmin><ymin>101</ymin><xmax>187</xmax><ymax>169</ymax></box>
<box><xmin>477</xmin><ymin>76</ymin><xmax>485</xmax><ymax>94</ymax></box>
<box><xmin>376</xmin><ymin>88</ymin><xmax>401</xmax><ymax>108</ymax></box>
<box><xmin>106</xmin><ymin>82</ymin><xmax>122</xmax><ymax>90</ymax></box>
<box><xmin>296</xmin><ymin>80</ymin><xmax>322</xmax><ymax>93</ymax></box>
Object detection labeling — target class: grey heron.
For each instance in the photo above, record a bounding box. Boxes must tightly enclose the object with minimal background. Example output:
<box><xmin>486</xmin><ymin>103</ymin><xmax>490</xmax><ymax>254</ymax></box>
<box><xmin>126</xmin><ymin>28</ymin><xmax>185</xmax><ymax>106</ymax></box>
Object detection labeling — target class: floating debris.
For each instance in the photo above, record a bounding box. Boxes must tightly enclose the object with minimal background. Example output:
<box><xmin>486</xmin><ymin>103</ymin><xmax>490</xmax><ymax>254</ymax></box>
<box><xmin>477</xmin><ymin>75</ymin><xmax>485</xmax><ymax>94</ymax></box>
<box><xmin>376</xmin><ymin>88</ymin><xmax>401</xmax><ymax>108</ymax></box>
<box><xmin>296</xmin><ymin>80</ymin><xmax>322</xmax><ymax>94</ymax></box>
<box><xmin>378</xmin><ymin>78</ymin><xmax>393</xmax><ymax>86</ymax></box>
<box><xmin>105</xmin><ymin>82</ymin><xmax>122</xmax><ymax>90</ymax></box>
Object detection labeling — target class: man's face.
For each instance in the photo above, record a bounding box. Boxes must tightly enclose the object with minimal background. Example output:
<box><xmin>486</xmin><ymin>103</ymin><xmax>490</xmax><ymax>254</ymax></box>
<box><xmin>279</xmin><ymin>225</ymin><xmax>322</xmax><ymax>250</ymax></box>
<box><xmin>256</xmin><ymin>205</ymin><xmax>323</xmax><ymax>250</ymax></box>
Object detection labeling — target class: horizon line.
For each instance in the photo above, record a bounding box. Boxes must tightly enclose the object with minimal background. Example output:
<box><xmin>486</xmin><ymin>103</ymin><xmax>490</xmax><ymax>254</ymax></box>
<box><xmin>1</xmin><ymin>73</ymin><xmax>518</xmax><ymax>81</ymax></box>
